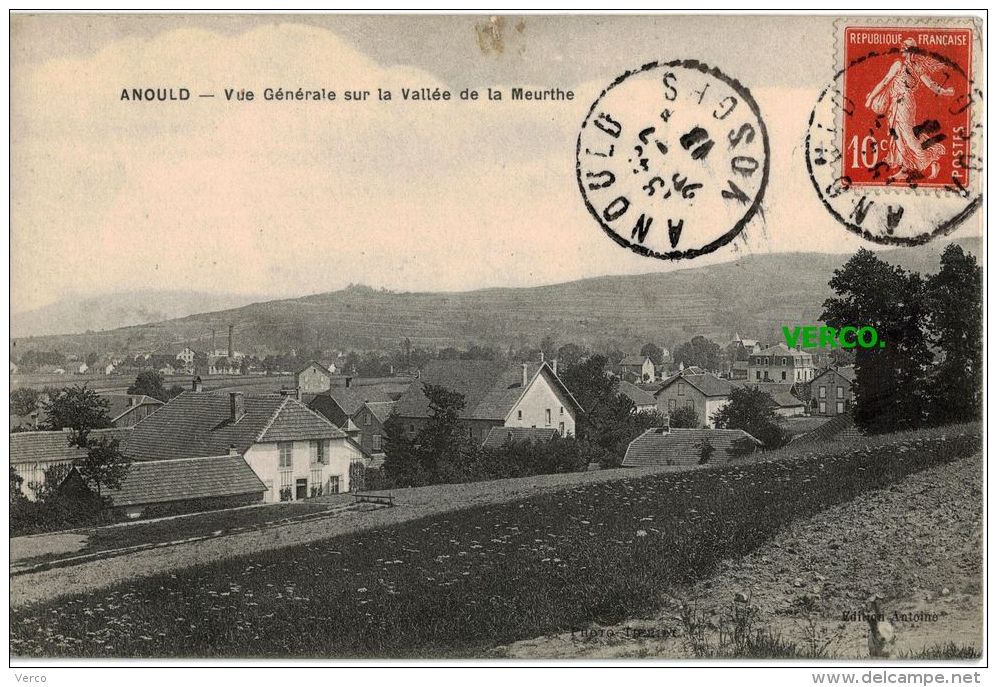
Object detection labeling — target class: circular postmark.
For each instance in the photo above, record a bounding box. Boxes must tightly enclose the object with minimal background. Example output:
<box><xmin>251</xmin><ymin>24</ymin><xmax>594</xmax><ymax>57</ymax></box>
<box><xmin>576</xmin><ymin>60</ymin><xmax>770</xmax><ymax>260</ymax></box>
<box><xmin>806</xmin><ymin>42</ymin><xmax>983</xmax><ymax>245</ymax></box>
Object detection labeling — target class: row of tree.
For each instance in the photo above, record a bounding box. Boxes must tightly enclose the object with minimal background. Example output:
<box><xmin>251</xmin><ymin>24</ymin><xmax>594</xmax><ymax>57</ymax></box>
<box><xmin>821</xmin><ymin>245</ymin><xmax>981</xmax><ymax>434</ymax></box>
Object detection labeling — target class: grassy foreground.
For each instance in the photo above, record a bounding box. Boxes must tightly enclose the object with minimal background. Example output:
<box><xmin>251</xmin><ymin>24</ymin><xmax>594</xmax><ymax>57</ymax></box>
<box><xmin>10</xmin><ymin>424</ymin><xmax>980</xmax><ymax>658</ymax></box>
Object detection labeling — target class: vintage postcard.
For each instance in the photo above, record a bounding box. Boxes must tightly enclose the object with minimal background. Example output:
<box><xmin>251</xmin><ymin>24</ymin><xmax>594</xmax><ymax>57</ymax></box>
<box><xmin>8</xmin><ymin>12</ymin><xmax>985</xmax><ymax>673</ymax></box>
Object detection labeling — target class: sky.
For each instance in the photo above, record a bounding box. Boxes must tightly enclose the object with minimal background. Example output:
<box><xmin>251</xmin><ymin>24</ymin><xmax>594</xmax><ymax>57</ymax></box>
<box><xmin>10</xmin><ymin>14</ymin><xmax>982</xmax><ymax>312</ymax></box>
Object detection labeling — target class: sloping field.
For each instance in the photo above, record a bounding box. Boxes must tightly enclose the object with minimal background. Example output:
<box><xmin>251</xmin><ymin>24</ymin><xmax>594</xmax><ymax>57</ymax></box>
<box><xmin>9</xmin><ymin>424</ymin><xmax>980</xmax><ymax>658</ymax></box>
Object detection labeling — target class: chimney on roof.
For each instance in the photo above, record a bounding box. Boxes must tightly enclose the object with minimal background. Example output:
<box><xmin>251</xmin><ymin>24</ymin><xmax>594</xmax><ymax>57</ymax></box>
<box><xmin>129</xmin><ymin>396</ymin><xmax>138</xmax><ymax>407</ymax></box>
<box><xmin>230</xmin><ymin>391</ymin><xmax>245</xmax><ymax>422</ymax></box>
<box><xmin>192</xmin><ymin>376</ymin><xmax>203</xmax><ymax>392</ymax></box>
<box><xmin>522</xmin><ymin>363</ymin><xmax>528</xmax><ymax>387</ymax></box>
<box><xmin>552</xmin><ymin>359</ymin><xmax>558</xmax><ymax>376</ymax></box>
<box><xmin>228</xmin><ymin>324</ymin><xmax>234</xmax><ymax>358</ymax></box>
<box><xmin>228</xmin><ymin>444</ymin><xmax>238</xmax><ymax>456</ymax></box>
<box><xmin>540</xmin><ymin>350</ymin><xmax>545</xmax><ymax>363</ymax></box>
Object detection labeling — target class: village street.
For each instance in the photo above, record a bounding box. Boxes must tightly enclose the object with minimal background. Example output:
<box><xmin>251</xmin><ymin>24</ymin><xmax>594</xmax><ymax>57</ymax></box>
<box><xmin>11</xmin><ymin>461</ymin><xmax>702</xmax><ymax>609</ymax></box>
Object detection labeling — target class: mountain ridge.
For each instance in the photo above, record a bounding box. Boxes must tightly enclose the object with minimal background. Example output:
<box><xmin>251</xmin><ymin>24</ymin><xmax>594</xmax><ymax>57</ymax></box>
<box><xmin>12</xmin><ymin>237</ymin><xmax>980</xmax><ymax>357</ymax></box>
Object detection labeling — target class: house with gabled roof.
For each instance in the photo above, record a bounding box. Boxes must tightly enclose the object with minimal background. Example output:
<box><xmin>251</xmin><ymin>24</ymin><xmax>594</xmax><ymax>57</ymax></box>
<box><xmin>749</xmin><ymin>343</ymin><xmax>816</xmax><ymax>383</ymax></box>
<box><xmin>811</xmin><ymin>366</ymin><xmax>856</xmax><ymax>416</ymax></box>
<box><xmin>394</xmin><ymin>360</ymin><xmax>583</xmax><ymax>445</ymax></box>
<box><xmin>308</xmin><ymin>383</ymin><xmax>395</xmax><ymax>429</ymax></box>
<box><xmin>623</xmin><ymin>427</ymin><xmax>762</xmax><ymax>468</ymax></box>
<box><xmin>296</xmin><ymin>361</ymin><xmax>333</xmax><ymax>395</ymax></box>
<box><xmin>619</xmin><ymin>355</ymin><xmax>655</xmax><ymax>382</ymax></box>
<box><xmin>124</xmin><ymin>381</ymin><xmax>364</xmax><ymax>502</ymax></box>
<box><xmin>351</xmin><ymin>400</ymin><xmax>395</xmax><ymax>459</ymax></box>
<box><xmin>9</xmin><ymin>428</ymin><xmax>131</xmax><ymax>500</ymax></box>
<box><xmin>653</xmin><ymin>371</ymin><xmax>733</xmax><ymax>428</ymax></box>
<box><xmin>617</xmin><ymin>380</ymin><xmax>658</xmax><ymax>413</ymax></box>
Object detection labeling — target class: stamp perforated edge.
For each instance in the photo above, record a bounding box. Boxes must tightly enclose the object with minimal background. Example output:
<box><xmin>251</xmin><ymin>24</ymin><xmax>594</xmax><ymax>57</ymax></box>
<box><xmin>829</xmin><ymin>16</ymin><xmax>984</xmax><ymax>199</ymax></box>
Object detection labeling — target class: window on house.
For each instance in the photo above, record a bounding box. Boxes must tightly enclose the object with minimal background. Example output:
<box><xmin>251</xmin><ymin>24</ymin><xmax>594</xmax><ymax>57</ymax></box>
<box><xmin>836</xmin><ymin>401</ymin><xmax>844</xmax><ymax>414</ymax></box>
<box><xmin>781</xmin><ymin>371</ymin><xmax>786</xmax><ymax>381</ymax></box>
<box><xmin>678</xmin><ymin>384</ymin><xmax>685</xmax><ymax>396</ymax></box>
<box><xmin>755</xmin><ymin>371</ymin><xmax>761</xmax><ymax>380</ymax></box>
<box><xmin>685</xmin><ymin>400</ymin><xmax>694</xmax><ymax>409</ymax></box>
<box><xmin>819</xmin><ymin>385</ymin><xmax>827</xmax><ymax>399</ymax></box>
<box><xmin>365</xmin><ymin>412</ymin><xmax>371</xmax><ymax>426</ymax></box>
<box><xmin>328</xmin><ymin>475</ymin><xmax>340</xmax><ymax>494</ymax></box>
<box><xmin>517</xmin><ymin>409</ymin><xmax>523</xmax><ymax>420</ymax></box>
<box><xmin>819</xmin><ymin>401</ymin><xmax>827</xmax><ymax>414</ymax></box>
<box><xmin>837</xmin><ymin>386</ymin><xmax>844</xmax><ymax>399</ymax></box>
<box><xmin>372</xmin><ymin>434</ymin><xmax>381</xmax><ymax>451</ymax></box>
<box><xmin>409</xmin><ymin>424</ymin><xmax>415</xmax><ymax>433</ymax></box>
<box><xmin>782</xmin><ymin>357</ymin><xmax>786</xmax><ymax>365</ymax></box>
<box><xmin>279</xmin><ymin>442</ymin><xmax>293</xmax><ymax>469</ymax></box>
<box><xmin>310</xmin><ymin>440</ymin><xmax>327</xmax><ymax>465</ymax></box>
<box><xmin>545</xmin><ymin>409</ymin><xmax>551</xmax><ymax>426</ymax></box>
<box><xmin>560</xmin><ymin>406</ymin><xmax>564</xmax><ymax>415</ymax></box>
<box><xmin>667</xmin><ymin>398</ymin><xmax>676</xmax><ymax>410</ymax></box>
<box><xmin>558</xmin><ymin>422</ymin><xmax>565</xmax><ymax>437</ymax></box>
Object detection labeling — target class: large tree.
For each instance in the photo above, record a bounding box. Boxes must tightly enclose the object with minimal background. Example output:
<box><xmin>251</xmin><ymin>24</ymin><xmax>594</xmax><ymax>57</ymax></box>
<box><xmin>42</xmin><ymin>384</ymin><xmax>112</xmax><ymax>439</ymax></box>
<box><xmin>10</xmin><ymin>387</ymin><xmax>40</xmax><ymax>416</ymax></box>
<box><xmin>668</xmin><ymin>405</ymin><xmax>700</xmax><ymax>429</ymax></box>
<box><xmin>711</xmin><ymin>387</ymin><xmax>786</xmax><ymax>448</ymax></box>
<box><xmin>673</xmin><ymin>336</ymin><xmax>723</xmax><ymax>372</ymax></box>
<box><xmin>925</xmin><ymin>244</ymin><xmax>982</xmax><ymax>424</ymax></box>
<box><xmin>822</xmin><ymin>249</ymin><xmax>932</xmax><ymax>434</ymax></box>
<box><xmin>640</xmin><ymin>342</ymin><xmax>665</xmax><ymax>366</ymax></box>
<box><xmin>128</xmin><ymin>370</ymin><xmax>169</xmax><ymax>402</ymax></box>
<box><xmin>73</xmin><ymin>434</ymin><xmax>131</xmax><ymax>507</ymax></box>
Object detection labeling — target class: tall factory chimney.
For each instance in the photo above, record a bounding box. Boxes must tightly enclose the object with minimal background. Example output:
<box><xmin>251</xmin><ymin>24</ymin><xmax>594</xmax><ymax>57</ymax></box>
<box><xmin>228</xmin><ymin>324</ymin><xmax>234</xmax><ymax>358</ymax></box>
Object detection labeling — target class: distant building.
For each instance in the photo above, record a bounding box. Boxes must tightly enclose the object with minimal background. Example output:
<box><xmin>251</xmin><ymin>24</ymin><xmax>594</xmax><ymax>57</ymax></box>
<box><xmin>394</xmin><ymin>360</ymin><xmax>582</xmax><ymax>444</ymax></box>
<box><xmin>350</xmin><ymin>400</ymin><xmax>395</xmax><ymax>457</ymax></box>
<box><xmin>622</xmin><ymin>427</ymin><xmax>762</xmax><ymax>468</ymax></box>
<box><xmin>748</xmin><ymin>343</ymin><xmax>816</xmax><ymax>383</ymax></box>
<box><xmin>296</xmin><ymin>361</ymin><xmax>333</xmax><ymax>395</ymax></box>
<box><xmin>617</xmin><ymin>381</ymin><xmax>658</xmax><ymax>413</ymax></box>
<box><xmin>654</xmin><ymin>372</ymin><xmax>733</xmax><ymax>428</ymax></box>
<box><xmin>619</xmin><ymin>355</ymin><xmax>655</xmax><ymax>383</ymax></box>
<box><xmin>208</xmin><ymin>355</ymin><xmax>241</xmax><ymax>376</ymax></box>
<box><xmin>124</xmin><ymin>383</ymin><xmax>365</xmax><ymax>502</ymax></box>
<box><xmin>811</xmin><ymin>366</ymin><xmax>855</xmax><ymax>416</ymax></box>
<box><xmin>308</xmin><ymin>382</ymin><xmax>395</xmax><ymax>429</ymax></box>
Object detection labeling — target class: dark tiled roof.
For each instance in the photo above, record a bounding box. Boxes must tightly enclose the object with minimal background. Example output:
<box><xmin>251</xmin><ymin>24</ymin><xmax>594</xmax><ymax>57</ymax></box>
<box><xmin>395</xmin><ymin>361</ymin><xmax>581</xmax><ymax>421</ymax></box>
<box><xmin>363</xmin><ymin>401</ymin><xmax>396</xmax><ymax>424</ymax></box>
<box><xmin>103</xmin><ymin>394</ymin><xmax>164</xmax><ymax>422</ymax></box>
<box><xmin>618</xmin><ymin>381</ymin><xmax>658</xmax><ymax>407</ymax></box>
<box><xmin>309</xmin><ymin>387</ymin><xmax>395</xmax><ymax>428</ymax></box>
<box><xmin>9</xmin><ymin>428</ymin><xmax>131</xmax><ymax>465</ymax></box>
<box><xmin>657</xmin><ymin>372</ymin><xmax>733</xmax><ymax>398</ymax></box>
<box><xmin>123</xmin><ymin>391</ymin><xmax>343</xmax><ymax>462</ymax></box>
<box><xmin>107</xmin><ymin>455</ymin><xmax>265</xmax><ymax>507</ymax></box>
<box><xmin>791</xmin><ymin>413</ymin><xmax>862</xmax><ymax>445</ymax></box>
<box><xmin>295</xmin><ymin>361</ymin><xmax>330</xmax><ymax>376</ymax></box>
<box><xmin>814</xmin><ymin>366</ymin><xmax>856</xmax><ymax>384</ymax></box>
<box><xmin>622</xmin><ymin>428</ymin><xmax>762</xmax><ymax>468</ymax></box>
<box><xmin>620</xmin><ymin>355</ymin><xmax>650</xmax><ymax>367</ymax></box>
<box><xmin>481</xmin><ymin>426</ymin><xmax>559</xmax><ymax>449</ymax></box>
<box><xmin>259</xmin><ymin>402</ymin><xmax>346</xmax><ymax>443</ymax></box>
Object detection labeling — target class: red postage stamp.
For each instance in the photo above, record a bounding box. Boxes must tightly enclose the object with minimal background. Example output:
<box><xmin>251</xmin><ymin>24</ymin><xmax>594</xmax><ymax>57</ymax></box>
<box><xmin>841</xmin><ymin>26</ymin><xmax>974</xmax><ymax>189</ymax></box>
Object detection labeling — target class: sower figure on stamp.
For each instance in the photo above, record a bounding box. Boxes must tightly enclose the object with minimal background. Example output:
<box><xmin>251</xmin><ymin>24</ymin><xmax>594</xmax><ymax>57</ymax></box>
<box><xmin>864</xmin><ymin>38</ymin><xmax>956</xmax><ymax>181</ymax></box>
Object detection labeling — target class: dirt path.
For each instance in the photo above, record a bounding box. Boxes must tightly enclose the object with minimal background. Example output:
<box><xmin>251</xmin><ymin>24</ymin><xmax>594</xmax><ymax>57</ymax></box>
<box><xmin>498</xmin><ymin>453</ymin><xmax>983</xmax><ymax>659</ymax></box>
<box><xmin>9</xmin><ymin>463</ymin><xmax>698</xmax><ymax>609</ymax></box>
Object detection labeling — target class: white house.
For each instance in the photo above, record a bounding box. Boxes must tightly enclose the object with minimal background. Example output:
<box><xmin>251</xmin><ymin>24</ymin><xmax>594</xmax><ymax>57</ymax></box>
<box><xmin>123</xmin><ymin>382</ymin><xmax>366</xmax><ymax>502</ymax></box>
<box><xmin>654</xmin><ymin>371</ymin><xmax>734</xmax><ymax>428</ymax></box>
<box><xmin>394</xmin><ymin>360</ymin><xmax>583</xmax><ymax>444</ymax></box>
